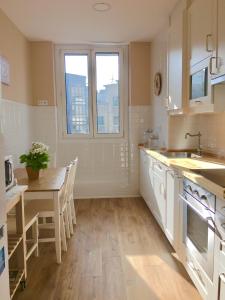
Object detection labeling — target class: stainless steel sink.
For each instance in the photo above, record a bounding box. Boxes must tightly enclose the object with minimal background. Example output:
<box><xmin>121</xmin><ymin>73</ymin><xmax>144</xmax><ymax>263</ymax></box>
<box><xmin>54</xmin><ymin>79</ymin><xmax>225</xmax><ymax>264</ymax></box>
<box><xmin>160</xmin><ymin>151</ymin><xmax>201</xmax><ymax>159</ymax></box>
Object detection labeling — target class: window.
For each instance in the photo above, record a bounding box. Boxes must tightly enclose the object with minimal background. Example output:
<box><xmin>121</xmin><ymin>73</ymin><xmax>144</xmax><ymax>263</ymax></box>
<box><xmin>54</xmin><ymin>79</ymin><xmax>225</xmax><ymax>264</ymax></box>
<box><xmin>57</xmin><ymin>46</ymin><xmax>127</xmax><ymax>138</ymax></box>
<box><xmin>95</xmin><ymin>53</ymin><xmax>120</xmax><ymax>134</ymax></box>
<box><xmin>65</xmin><ymin>55</ymin><xmax>89</xmax><ymax>134</ymax></box>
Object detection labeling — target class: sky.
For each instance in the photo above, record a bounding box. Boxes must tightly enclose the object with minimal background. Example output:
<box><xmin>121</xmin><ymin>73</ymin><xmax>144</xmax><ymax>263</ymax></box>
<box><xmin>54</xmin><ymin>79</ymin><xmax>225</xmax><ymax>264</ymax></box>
<box><xmin>65</xmin><ymin>54</ymin><xmax>119</xmax><ymax>91</ymax></box>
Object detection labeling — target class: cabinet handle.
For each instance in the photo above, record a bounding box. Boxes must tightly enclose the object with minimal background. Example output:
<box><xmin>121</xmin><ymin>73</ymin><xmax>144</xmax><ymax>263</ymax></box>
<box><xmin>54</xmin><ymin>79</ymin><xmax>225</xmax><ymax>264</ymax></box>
<box><xmin>221</xmin><ymin>240</ymin><xmax>225</xmax><ymax>248</ymax></box>
<box><xmin>220</xmin><ymin>273</ymin><xmax>225</xmax><ymax>284</ymax></box>
<box><xmin>164</xmin><ymin>97</ymin><xmax>169</xmax><ymax>109</ymax></box>
<box><xmin>206</xmin><ymin>34</ymin><xmax>213</xmax><ymax>52</ymax></box>
<box><xmin>160</xmin><ymin>183</ymin><xmax>165</xmax><ymax>197</ymax></box>
<box><xmin>210</xmin><ymin>56</ymin><xmax>217</xmax><ymax>75</ymax></box>
<box><xmin>188</xmin><ymin>261</ymin><xmax>205</xmax><ymax>287</ymax></box>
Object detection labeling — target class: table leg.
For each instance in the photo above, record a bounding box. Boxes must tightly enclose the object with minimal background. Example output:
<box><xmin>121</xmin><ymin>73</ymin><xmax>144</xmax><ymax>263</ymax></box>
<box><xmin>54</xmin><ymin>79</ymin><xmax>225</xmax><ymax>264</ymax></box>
<box><xmin>54</xmin><ymin>191</ymin><xmax>61</xmax><ymax>264</ymax></box>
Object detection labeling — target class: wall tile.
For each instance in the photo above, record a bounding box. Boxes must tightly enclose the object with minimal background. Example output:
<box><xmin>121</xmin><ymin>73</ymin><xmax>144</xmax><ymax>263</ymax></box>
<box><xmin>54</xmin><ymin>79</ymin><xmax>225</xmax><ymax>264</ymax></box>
<box><xmin>0</xmin><ymin>98</ymin><xmax>33</xmax><ymax>167</ymax></box>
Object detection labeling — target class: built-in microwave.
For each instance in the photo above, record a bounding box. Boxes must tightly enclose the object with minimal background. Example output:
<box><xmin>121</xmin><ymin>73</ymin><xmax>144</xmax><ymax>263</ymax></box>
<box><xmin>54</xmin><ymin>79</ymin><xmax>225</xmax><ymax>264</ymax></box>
<box><xmin>4</xmin><ymin>156</ymin><xmax>15</xmax><ymax>191</ymax></box>
<box><xmin>190</xmin><ymin>58</ymin><xmax>212</xmax><ymax>105</ymax></box>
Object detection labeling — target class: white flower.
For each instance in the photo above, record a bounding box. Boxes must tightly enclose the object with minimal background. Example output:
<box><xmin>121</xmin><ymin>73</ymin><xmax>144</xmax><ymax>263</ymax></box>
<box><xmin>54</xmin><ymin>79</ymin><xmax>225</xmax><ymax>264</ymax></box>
<box><xmin>30</xmin><ymin>142</ymin><xmax>49</xmax><ymax>155</ymax></box>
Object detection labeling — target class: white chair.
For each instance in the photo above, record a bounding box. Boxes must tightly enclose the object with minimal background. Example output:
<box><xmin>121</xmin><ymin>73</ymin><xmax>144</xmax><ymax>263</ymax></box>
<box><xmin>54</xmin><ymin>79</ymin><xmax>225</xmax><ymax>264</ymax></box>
<box><xmin>67</xmin><ymin>158</ymin><xmax>78</xmax><ymax>235</ymax></box>
<box><xmin>24</xmin><ymin>164</ymin><xmax>72</xmax><ymax>253</ymax></box>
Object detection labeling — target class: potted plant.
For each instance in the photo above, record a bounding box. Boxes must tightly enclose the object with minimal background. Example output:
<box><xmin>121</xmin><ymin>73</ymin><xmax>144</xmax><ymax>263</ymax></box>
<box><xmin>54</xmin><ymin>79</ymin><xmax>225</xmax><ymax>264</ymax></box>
<box><xmin>20</xmin><ymin>142</ymin><xmax>50</xmax><ymax>180</ymax></box>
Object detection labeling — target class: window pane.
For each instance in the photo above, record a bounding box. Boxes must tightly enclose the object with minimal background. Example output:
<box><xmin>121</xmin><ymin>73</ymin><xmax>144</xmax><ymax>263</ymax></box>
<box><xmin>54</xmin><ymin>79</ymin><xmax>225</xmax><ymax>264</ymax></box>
<box><xmin>96</xmin><ymin>53</ymin><xmax>120</xmax><ymax>134</ymax></box>
<box><xmin>65</xmin><ymin>54</ymin><xmax>89</xmax><ymax>134</ymax></box>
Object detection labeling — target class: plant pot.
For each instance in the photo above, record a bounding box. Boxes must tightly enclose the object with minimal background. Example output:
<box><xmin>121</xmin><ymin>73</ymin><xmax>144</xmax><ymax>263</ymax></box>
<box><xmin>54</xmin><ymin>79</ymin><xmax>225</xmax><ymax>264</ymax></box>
<box><xmin>26</xmin><ymin>167</ymin><xmax>40</xmax><ymax>180</ymax></box>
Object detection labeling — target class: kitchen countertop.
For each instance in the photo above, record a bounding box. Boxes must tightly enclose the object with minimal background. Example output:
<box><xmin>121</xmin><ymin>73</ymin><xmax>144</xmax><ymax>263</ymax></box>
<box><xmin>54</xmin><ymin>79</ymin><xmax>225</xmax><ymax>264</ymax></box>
<box><xmin>142</xmin><ymin>148</ymin><xmax>225</xmax><ymax>171</ymax></box>
<box><xmin>140</xmin><ymin>147</ymin><xmax>225</xmax><ymax>199</ymax></box>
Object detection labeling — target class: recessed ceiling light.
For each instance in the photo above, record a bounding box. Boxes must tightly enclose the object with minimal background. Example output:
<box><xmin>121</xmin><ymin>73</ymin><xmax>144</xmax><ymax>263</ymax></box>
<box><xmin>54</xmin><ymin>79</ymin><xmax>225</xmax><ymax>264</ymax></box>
<box><xmin>93</xmin><ymin>2</ymin><xmax>111</xmax><ymax>12</ymax></box>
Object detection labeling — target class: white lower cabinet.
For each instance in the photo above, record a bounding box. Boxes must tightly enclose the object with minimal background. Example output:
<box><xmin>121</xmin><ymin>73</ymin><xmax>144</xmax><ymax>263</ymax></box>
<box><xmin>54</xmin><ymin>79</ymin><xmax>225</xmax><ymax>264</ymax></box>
<box><xmin>139</xmin><ymin>150</ymin><xmax>180</xmax><ymax>248</ymax></box>
<box><xmin>152</xmin><ymin>162</ymin><xmax>166</xmax><ymax>228</ymax></box>
<box><xmin>140</xmin><ymin>149</ymin><xmax>154</xmax><ymax>210</ymax></box>
<box><xmin>140</xmin><ymin>149</ymin><xmax>225</xmax><ymax>300</ymax></box>
<box><xmin>165</xmin><ymin>169</ymin><xmax>181</xmax><ymax>252</ymax></box>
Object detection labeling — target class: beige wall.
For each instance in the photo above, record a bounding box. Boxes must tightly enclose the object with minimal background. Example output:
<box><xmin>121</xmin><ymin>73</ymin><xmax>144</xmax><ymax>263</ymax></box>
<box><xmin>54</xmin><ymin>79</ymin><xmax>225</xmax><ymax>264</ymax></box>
<box><xmin>31</xmin><ymin>41</ymin><xmax>55</xmax><ymax>106</ymax></box>
<box><xmin>129</xmin><ymin>42</ymin><xmax>151</xmax><ymax>106</ymax></box>
<box><xmin>150</xmin><ymin>28</ymin><xmax>169</xmax><ymax>148</ymax></box>
<box><xmin>0</xmin><ymin>9</ymin><xmax>32</xmax><ymax>105</ymax></box>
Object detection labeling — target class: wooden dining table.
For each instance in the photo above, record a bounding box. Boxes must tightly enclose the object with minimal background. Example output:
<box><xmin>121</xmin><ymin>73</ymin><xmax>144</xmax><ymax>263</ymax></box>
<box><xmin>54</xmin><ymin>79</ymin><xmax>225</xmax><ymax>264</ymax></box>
<box><xmin>15</xmin><ymin>167</ymin><xmax>67</xmax><ymax>264</ymax></box>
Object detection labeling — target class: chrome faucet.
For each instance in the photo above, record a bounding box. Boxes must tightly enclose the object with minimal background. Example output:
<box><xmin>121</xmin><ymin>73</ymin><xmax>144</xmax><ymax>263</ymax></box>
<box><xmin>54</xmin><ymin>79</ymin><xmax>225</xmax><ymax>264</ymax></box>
<box><xmin>185</xmin><ymin>131</ymin><xmax>202</xmax><ymax>155</ymax></box>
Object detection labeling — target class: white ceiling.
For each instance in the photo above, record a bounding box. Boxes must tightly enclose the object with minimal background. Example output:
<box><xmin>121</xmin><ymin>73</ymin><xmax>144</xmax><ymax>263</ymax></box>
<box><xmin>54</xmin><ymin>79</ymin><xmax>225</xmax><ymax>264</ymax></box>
<box><xmin>0</xmin><ymin>0</ymin><xmax>177</xmax><ymax>43</ymax></box>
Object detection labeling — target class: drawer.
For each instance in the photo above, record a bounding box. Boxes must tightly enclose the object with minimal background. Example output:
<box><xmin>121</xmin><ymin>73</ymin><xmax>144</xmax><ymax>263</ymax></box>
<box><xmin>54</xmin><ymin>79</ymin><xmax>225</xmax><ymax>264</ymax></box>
<box><xmin>152</xmin><ymin>160</ymin><xmax>167</xmax><ymax>179</ymax></box>
<box><xmin>186</xmin><ymin>252</ymin><xmax>208</xmax><ymax>299</ymax></box>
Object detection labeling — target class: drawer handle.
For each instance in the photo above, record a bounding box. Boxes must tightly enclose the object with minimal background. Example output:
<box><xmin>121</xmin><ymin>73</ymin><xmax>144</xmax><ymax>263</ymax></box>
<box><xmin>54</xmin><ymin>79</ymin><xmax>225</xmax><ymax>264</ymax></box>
<box><xmin>185</xmin><ymin>185</ymin><xmax>192</xmax><ymax>192</ymax></box>
<box><xmin>155</xmin><ymin>163</ymin><xmax>162</xmax><ymax>170</ymax></box>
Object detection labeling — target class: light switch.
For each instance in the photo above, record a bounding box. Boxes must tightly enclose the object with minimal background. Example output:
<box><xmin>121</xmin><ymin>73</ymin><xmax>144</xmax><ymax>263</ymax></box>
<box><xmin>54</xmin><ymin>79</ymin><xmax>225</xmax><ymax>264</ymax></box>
<box><xmin>37</xmin><ymin>99</ymin><xmax>48</xmax><ymax>106</ymax></box>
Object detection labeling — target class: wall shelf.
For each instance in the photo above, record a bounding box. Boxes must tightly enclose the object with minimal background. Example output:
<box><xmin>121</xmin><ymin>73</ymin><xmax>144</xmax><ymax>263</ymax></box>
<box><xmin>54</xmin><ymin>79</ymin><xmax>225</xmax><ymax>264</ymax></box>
<box><xmin>6</xmin><ymin>185</ymin><xmax>27</xmax><ymax>299</ymax></box>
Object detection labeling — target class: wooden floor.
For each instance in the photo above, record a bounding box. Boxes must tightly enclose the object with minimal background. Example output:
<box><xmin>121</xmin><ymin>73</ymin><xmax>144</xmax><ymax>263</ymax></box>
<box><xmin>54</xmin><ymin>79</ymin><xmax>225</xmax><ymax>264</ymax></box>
<box><xmin>15</xmin><ymin>198</ymin><xmax>201</xmax><ymax>300</ymax></box>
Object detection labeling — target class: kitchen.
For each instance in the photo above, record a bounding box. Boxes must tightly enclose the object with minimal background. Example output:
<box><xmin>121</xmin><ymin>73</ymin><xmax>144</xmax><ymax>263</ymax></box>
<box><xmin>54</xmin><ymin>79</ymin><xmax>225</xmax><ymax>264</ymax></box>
<box><xmin>1</xmin><ymin>0</ymin><xmax>225</xmax><ymax>299</ymax></box>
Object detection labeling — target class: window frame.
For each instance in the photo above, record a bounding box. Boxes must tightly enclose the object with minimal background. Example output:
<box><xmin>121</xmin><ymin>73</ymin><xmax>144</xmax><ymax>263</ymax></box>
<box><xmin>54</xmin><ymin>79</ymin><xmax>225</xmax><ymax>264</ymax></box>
<box><xmin>55</xmin><ymin>44</ymin><xmax>128</xmax><ymax>140</ymax></box>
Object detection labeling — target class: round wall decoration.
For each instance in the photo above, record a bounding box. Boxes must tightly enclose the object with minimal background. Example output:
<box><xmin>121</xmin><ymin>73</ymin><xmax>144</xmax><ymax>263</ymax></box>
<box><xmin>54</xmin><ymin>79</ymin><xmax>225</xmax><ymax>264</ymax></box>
<box><xmin>154</xmin><ymin>72</ymin><xmax>162</xmax><ymax>96</ymax></box>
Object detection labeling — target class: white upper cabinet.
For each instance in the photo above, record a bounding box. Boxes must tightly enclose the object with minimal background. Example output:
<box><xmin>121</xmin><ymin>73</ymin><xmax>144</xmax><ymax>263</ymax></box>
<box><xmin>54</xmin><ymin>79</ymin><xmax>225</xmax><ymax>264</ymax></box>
<box><xmin>167</xmin><ymin>1</ymin><xmax>188</xmax><ymax>114</ymax></box>
<box><xmin>212</xmin><ymin>0</ymin><xmax>225</xmax><ymax>82</ymax></box>
<box><xmin>188</xmin><ymin>0</ymin><xmax>215</xmax><ymax>67</ymax></box>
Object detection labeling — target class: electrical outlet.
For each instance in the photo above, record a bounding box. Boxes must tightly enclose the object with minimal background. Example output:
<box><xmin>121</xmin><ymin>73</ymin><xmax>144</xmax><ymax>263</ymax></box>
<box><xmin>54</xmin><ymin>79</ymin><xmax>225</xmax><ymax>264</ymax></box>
<box><xmin>38</xmin><ymin>99</ymin><xmax>48</xmax><ymax>106</ymax></box>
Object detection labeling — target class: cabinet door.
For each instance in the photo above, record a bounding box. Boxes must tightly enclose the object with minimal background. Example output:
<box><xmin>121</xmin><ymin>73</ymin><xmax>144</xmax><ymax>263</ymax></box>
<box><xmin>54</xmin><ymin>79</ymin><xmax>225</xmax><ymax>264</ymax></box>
<box><xmin>189</xmin><ymin>0</ymin><xmax>214</xmax><ymax>66</ymax></box>
<box><xmin>215</xmin><ymin>0</ymin><xmax>225</xmax><ymax>77</ymax></box>
<box><xmin>139</xmin><ymin>150</ymin><xmax>154</xmax><ymax>210</ymax></box>
<box><xmin>140</xmin><ymin>150</ymin><xmax>148</xmax><ymax>200</ymax></box>
<box><xmin>218</xmin><ymin>273</ymin><xmax>225</xmax><ymax>300</ymax></box>
<box><xmin>165</xmin><ymin>170</ymin><xmax>175</xmax><ymax>245</ymax></box>
<box><xmin>153</xmin><ymin>172</ymin><xmax>166</xmax><ymax>227</ymax></box>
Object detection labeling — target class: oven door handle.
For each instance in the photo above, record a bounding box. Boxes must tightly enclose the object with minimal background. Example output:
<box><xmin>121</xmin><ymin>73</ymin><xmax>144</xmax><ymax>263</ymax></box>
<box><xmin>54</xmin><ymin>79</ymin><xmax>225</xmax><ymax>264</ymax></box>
<box><xmin>180</xmin><ymin>194</ymin><xmax>217</xmax><ymax>233</ymax></box>
<box><xmin>180</xmin><ymin>194</ymin><xmax>208</xmax><ymax>220</ymax></box>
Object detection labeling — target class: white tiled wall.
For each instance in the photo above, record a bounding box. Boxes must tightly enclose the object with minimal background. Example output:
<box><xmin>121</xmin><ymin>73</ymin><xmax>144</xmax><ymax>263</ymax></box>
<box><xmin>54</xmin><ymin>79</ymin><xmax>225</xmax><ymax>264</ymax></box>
<box><xmin>0</xmin><ymin>98</ymin><xmax>33</xmax><ymax>167</ymax></box>
<box><xmin>0</xmin><ymin>99</ymin><xmax>151</xmax><ymax>198</ymax></box>
<box><xmin>129</xmin><ymin>105</ymin><xmax>151</xmax><ymax>195</ymax></box>
<box><xmin>35</xmin><ymin>104</ymin><xmax>151</xmax><ymax>198</ymax></box>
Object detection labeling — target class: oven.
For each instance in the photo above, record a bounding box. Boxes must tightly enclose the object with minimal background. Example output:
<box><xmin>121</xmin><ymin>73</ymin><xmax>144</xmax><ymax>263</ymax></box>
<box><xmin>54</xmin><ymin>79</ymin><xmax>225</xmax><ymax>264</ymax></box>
<box><xmin>180</xmin><ymin>178</ymin><xmax>216</xmax><ymax>280</ymax></box>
